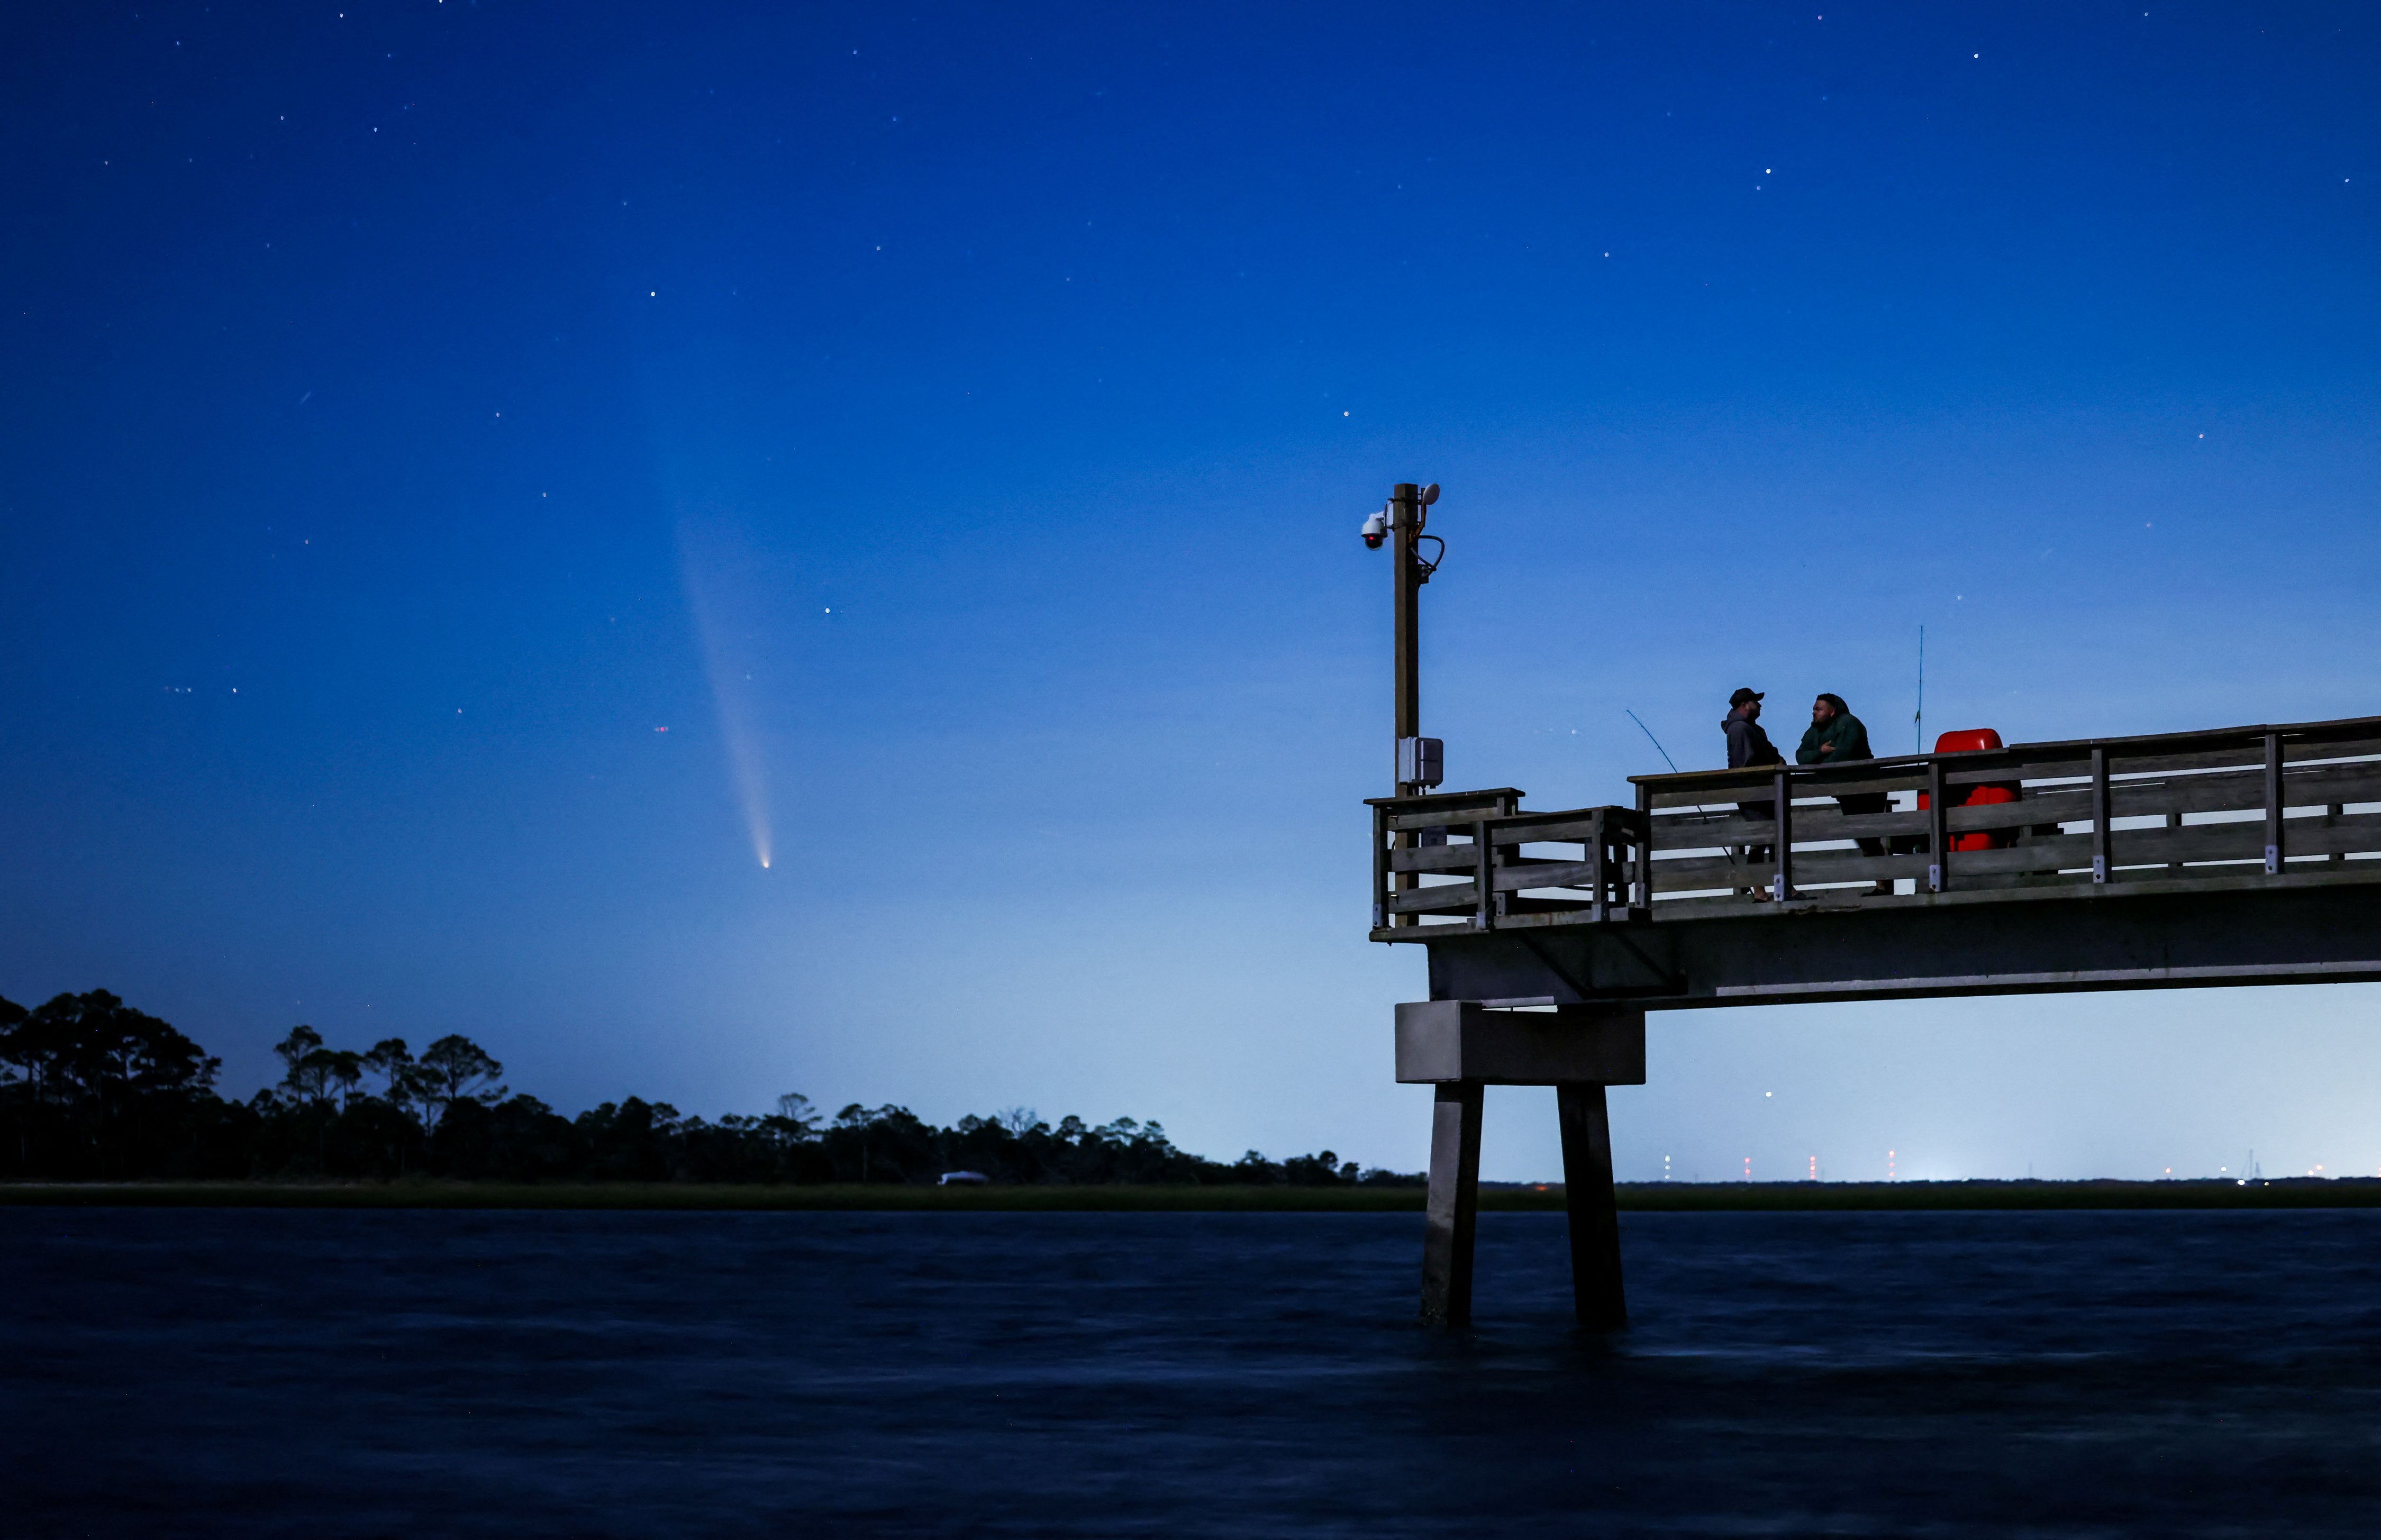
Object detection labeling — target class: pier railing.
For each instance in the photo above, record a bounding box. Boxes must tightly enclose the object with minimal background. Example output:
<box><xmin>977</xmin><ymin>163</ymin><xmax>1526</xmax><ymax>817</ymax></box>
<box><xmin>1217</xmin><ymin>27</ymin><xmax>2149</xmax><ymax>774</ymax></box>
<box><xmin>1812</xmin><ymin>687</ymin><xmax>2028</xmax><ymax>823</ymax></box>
<box><xmin>1368</xmin><ymin>714</ymin><xmax>2381</xmax><ymax>938</ymax></box>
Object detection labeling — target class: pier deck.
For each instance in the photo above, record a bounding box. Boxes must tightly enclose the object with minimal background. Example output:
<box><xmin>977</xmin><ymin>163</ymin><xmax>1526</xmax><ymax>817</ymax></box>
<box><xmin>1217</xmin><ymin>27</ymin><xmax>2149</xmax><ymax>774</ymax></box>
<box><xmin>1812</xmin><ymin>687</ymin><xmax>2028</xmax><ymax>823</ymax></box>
<box><xmin>1372</xmin><ymin>715</ymin><xmax>2381</xmax><ymax>1008</ymax></box>
<box><xmin>1370</xmin><ymin>713</ymin><xmax>2381</xmax><ymax>1328</ymax></box>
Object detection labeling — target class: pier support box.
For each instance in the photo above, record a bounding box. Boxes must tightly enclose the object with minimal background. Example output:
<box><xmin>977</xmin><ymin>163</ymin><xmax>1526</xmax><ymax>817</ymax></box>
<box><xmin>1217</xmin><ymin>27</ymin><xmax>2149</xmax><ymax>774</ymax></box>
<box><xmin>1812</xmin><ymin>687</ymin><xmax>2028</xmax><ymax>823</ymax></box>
<box><xmin>1395</xmin><ymin>1000</ymin><xmax>1645</xmax><ymax>1086</ymax></box>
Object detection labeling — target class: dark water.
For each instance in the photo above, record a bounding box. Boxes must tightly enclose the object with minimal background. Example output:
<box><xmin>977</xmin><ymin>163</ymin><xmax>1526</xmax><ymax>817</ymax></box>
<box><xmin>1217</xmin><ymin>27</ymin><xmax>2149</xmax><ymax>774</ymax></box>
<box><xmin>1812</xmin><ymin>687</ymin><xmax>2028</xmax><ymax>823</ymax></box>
<box><xmin>6</xmin><ymin>1208</ymin><xmax>2381</xmax><ymax>1536</ymax></box>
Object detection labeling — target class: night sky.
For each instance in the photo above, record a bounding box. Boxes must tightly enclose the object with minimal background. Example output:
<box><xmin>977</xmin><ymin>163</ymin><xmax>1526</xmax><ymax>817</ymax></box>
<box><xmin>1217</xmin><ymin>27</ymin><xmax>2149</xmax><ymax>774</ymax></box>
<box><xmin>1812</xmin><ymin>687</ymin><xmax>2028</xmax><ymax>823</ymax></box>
<box><xmin>6</xmin><ymin>2</ymin><xmax>2380</xmax><ymax>1181</ymax></box>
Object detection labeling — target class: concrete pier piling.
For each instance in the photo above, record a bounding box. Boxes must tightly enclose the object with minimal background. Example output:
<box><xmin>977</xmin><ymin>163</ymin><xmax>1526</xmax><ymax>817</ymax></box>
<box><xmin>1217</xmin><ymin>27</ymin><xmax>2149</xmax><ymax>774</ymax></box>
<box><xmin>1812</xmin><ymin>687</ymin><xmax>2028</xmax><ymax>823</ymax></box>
<box><xmin>1419</xmin><ymin>1081</ymin><xmax>1482</xmax><ymax>1327</ymax></box>
<box><xmin>1557</xmin><ymin>1081</ymin><xmax>1626</xmax><ymax>1330</ymax></box>
<box><xmin>1399</xmin><ymin>1002</ymin><xmax>1644</xmax><ymax>1329</ymax></box>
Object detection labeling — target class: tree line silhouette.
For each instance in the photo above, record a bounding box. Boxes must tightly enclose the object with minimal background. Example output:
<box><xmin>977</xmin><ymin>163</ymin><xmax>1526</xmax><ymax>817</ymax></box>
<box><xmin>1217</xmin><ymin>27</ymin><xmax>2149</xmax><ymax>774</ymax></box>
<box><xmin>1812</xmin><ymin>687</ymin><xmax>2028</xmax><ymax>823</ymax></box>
<box><xmin>0</xmin><ymin>990</ymin><xmax>1421</xmax><ymax>1187</ymax></box>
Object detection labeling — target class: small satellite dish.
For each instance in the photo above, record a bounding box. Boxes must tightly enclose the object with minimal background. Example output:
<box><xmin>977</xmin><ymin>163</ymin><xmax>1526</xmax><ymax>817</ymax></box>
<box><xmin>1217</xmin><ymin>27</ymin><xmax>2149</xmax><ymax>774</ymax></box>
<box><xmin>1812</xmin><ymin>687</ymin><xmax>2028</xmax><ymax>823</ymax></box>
<box><xmin>1421</xmin><ymin>483</ymin><xmax>1440</xmax><ymax>506</ymax></box>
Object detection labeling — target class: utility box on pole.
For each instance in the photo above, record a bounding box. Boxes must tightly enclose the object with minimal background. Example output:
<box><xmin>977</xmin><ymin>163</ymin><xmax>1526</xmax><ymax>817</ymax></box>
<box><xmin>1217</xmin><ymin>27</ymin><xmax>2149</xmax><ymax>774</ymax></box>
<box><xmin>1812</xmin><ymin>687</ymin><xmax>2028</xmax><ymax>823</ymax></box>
<box><xmin>1396</xmin><ymin>736</ymin><xmax>1443</xmax><ymax>789</ymax></box>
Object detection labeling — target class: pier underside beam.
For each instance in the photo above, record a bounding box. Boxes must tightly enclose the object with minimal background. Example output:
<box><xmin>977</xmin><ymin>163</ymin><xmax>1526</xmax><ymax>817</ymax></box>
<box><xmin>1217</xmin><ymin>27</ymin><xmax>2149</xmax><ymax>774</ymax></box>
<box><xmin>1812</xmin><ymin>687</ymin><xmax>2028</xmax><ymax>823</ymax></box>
<box><xmin>1423</xmin><ymin>883</ymin><xmax>2381</xmax><ymax>1009</ymax></box>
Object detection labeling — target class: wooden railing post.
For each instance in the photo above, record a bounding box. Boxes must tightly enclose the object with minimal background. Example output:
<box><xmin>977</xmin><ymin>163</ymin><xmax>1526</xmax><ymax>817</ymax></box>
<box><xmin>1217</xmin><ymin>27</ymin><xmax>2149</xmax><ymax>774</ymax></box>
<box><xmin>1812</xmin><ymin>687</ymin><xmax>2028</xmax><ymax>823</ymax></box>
<box><xmin>1391</xmin><ymin>804</ymin><xmax>1414</xmax><ymax>931</ymax></box>
<box><xmin>2091</xmin><ymin>747</ymin><xmax>2111</xmax><ymax>884</ymax></box>
<box><xmin>1371</xmin><ymin>804</ymin><xmax>1389</xmax><ymax>930</ymax></box>
<box><xmin>1634</xmin><ymin>783</ymin><xmax>1654</xmax><ymax>909</ymax></box>
<box><xmin>1588</xmin><ymin>808</ymin><xmax>1608</xmax><ymax>922</ymax></box>
<box><xmin>1926</xmin><ymin>758</ymin><xmax>1948</xmax><ymax>893</ymax></box>
<box><xmin>1772</xmin><ymin>767</ymin><xmax>1793</xmax><ymax>900</ymax></box>
<box><xmin>2265</xmin><ymin>732</ymin><xmax>2284</xmax><ymax>874</ymax></box>
<box><xmin>1473</xmin><ymin>818</ymin><xmax>1494</xmax><ymax>931</ymax></box>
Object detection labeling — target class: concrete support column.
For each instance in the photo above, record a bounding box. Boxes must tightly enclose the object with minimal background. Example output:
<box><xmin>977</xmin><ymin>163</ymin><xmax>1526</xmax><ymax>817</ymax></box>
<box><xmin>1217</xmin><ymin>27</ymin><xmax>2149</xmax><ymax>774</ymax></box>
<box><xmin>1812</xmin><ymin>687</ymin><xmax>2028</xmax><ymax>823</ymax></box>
<box><xmin>1399</xmin><ymin>1001</ymin><xmax>1643</xmax><ymax>1329</ymax></box>
<box><xmin>1557</xmin><ymin>1082</ymin><xmax>1627</xmax><ymax>1331</ymax></box>
<box><xmin>1420</xmin><ymin>1080</ymin><xmax>1484</xmax><ymax>1327</ymax></box>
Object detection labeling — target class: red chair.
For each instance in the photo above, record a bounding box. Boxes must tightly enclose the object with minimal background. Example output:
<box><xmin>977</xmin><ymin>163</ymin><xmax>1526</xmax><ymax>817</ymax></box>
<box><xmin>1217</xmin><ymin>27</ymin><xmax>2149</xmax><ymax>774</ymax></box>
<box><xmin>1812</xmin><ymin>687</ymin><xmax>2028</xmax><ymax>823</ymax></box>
<box><xmin>1920</xmin><ymin>728</ymin><xmax>2019</xmax><ymax>850</ymax></box>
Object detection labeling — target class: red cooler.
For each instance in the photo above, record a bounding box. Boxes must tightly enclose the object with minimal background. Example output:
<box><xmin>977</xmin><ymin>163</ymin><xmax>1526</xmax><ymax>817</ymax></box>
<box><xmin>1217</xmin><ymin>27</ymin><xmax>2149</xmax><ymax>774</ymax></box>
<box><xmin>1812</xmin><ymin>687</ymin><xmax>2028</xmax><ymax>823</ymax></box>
<box><xmin>1919</xmin><ymin>728</ymin><xmax>2020</xmax><ymax>850</ymax></box>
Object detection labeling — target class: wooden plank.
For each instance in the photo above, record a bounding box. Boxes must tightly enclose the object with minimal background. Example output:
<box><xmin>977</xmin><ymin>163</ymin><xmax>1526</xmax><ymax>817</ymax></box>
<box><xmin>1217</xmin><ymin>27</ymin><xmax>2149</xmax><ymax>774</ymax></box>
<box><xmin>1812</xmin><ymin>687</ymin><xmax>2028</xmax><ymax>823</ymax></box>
<box><xmin>1653</xmin><ymin>850</ymin><xmax>1932</xmax><ymax>888</ymax></box>
<box><xmin>1647</xmin><ymin>812</ymin><xmax>1771</xmax><ymax>849</ymax></box>
<box><xmin>1629</xmin><ymin>718</ymin><xmax>2381</xmax><ymax>796</ymax></box>
<box><xmin>1387</xmin><ymin>882</ymin><xmax>1480</xmax><ymax>915</ymax></box>
<box><xmin>1998</xmin><ymin>720</ymin><xmax>2381</xmax><ymax>763</ymax></box>
<box><xmin>1646</xmin><ymin>775</ymin><xmax>1776</xmax><ymax>809</ymax></box>
<box><xmin>1482</xmin><ymin>814</ymin><xmax>1608</xmax><ymax>843</ymax></box>
<box><xmin>2288</xmin><ymin>739</ymin><xmax>2381</xmax><ymax>768</ymax></box>
<box><xmin>1378</xmin><ymin>791</ymin><xmax>1523</xmax><ymax>830</ymax></box>
<box><xmin>1758</xmin><ymin>767</ymin><xmax>1929</xmax><ymax>798</ymax></box>
<box><xmin>1395</xmin><ymin>846</ymin><xmax>1591</xmax><ymax>875</ymax></box>
<box><xmin>1773</xmin><ymin>804</ymin><xmax>1928</xmax><ymax>842</ymax></box>
<box><xmin>1649</xmin><ymin>762</ymin><xmax>2381</xmax><ymax>844</ymax></box>
<box><xmin>1650</xmin><ymin>795</ymin><xmax>2381</xmax><ymax>857</ymax></box>
<box><xmin>1386</xmin><ymin>804</ymin><xmax>1514</xmax><ymax>833</ymax></box>
<box><xmin>1632</xmin><ymin>717</ymin><xmax>2381</xmax><ymax>784</ymax></box>
<box><xmin>2096</xmin><ymin>762</ymin><xmax>2381</xmax><ymax>820</ymax></box>
<box><xmin>1943</xmin><ymin>740</ymin><xmax>2381</xmax><ymax>788</ymax></box>
<box><xmin>1639</xmin><ymin>891</ymin><xmax>1771</xmax><ymax>916</ymax></box>
<box><xmin>2130</xmin><ymin>812</ymin><xmax>2381</xmax><ymax>864</ymax></box>
<box><xmin>1498</xmin><ymin>859</ymin><xmax>1604</xmax><ymax>894</ymax></box>
<box><xmin>1912</xmin><ymin>816</ymin><xmax>2381</xmax><ymax>874</ymax></box>
<box><xmin>1931</xmin><ymin>833</ymin><xmax>2096</xmax><ymax>877</ymax></box>
<box><xmin>1367</xmin><ymin>787</ymin><xmax>1525</xmax><ymax>812</ymax></box>
<box><xmin>1611</xmin><ymin>854</ymin><xmax>2381</xmax><ymax>927</ymax></box>
<box><xmin>1925</xmin><ymin>767</ymin><xmax>2381</xmax><ymax>838</ymax></box>
<box><xmin>1649</xmin><ymin>804</ymin><xmax>1928</xmax><ymax>850</ymax></box>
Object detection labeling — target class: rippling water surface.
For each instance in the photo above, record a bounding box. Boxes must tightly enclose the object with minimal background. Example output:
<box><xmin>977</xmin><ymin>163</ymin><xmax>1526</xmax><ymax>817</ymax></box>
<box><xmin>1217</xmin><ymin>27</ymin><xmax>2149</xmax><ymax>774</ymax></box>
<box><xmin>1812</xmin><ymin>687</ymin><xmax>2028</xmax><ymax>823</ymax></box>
<box><xmin>6</xmin><ymin>1207</ymin><xmax>2381</xmax><ymax>1536</ymax></box>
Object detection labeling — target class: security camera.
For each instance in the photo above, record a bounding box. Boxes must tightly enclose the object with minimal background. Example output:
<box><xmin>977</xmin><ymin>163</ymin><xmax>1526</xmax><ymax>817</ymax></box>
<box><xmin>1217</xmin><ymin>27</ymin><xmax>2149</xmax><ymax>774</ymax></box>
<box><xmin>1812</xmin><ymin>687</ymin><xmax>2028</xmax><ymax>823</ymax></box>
<box><xmin>1360</xmin><ymin>509</ymin><xmax>1387</xmax><ymax>549</ymax></box>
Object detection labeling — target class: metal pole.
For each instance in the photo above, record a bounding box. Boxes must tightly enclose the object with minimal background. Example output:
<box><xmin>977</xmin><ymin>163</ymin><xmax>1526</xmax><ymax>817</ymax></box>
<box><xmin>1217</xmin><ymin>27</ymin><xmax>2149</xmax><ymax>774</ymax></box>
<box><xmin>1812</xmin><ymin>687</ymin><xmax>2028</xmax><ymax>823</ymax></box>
<box><xmin>1392</xmin><ymin>482</ymin><xmax>1422</xmax><ymax>793</ymax></box>
<box><xmin>1386</xmin><ymin>483</ymin><xmax>1424</xmax><ymax>929</ymax></box>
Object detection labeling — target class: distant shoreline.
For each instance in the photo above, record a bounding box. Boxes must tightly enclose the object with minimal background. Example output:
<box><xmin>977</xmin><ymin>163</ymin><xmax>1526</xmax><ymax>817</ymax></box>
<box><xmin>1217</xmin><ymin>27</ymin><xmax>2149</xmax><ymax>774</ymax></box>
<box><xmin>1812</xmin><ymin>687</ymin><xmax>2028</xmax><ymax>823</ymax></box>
<box><xmin>5</xmin><ymin>1179</ymin><xmax>2379</xmax><ymax>1212</ymax></box>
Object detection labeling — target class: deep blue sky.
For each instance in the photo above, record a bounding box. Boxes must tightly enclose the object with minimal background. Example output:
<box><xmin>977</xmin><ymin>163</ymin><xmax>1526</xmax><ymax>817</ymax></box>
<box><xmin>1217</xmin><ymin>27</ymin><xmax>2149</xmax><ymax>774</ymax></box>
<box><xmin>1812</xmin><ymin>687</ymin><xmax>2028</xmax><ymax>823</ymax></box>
<box><xmin>6</xmin><ymin>2</ymin><xmax>2380</xmax><ymax>1180</ymax></box>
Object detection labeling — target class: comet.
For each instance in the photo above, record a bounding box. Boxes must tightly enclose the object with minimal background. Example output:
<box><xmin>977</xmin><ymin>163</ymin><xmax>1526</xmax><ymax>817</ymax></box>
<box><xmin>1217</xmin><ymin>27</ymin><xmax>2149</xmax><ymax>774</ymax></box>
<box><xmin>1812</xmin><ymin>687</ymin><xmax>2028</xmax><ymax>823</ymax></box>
<box><xmin>677</xmin><ymin>520</ymin><xmax>774</xmax><ymax>871</ymax></box>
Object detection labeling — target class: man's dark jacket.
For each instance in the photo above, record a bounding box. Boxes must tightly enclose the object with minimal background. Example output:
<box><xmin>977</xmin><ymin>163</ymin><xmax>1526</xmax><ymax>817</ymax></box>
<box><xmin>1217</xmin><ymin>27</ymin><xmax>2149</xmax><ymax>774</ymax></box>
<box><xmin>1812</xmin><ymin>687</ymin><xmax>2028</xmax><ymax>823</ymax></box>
<box><xmin>1724</xmin><ymin>707</ymin><xmax>1784</xmax><ymax>770</ymax></box>
<box><xmin>1796</xmin><ymin>711</ymin><xmax>1874</xmax><ymax>766</ymax></box>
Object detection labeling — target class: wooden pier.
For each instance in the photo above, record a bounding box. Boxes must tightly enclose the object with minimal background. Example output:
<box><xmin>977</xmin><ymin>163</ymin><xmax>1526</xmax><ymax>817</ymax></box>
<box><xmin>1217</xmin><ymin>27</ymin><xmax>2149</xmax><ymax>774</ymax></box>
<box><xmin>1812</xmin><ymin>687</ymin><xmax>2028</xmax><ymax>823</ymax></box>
<box><xmin>1374</xmin><ymin>714</ymin><xmax>2381</xmax><ymax>1326</ymax></box>
<box><xmin>1355</xmin><ymin>481</ymin><xmax>2381</xmax><ymax>1329</ymax></box>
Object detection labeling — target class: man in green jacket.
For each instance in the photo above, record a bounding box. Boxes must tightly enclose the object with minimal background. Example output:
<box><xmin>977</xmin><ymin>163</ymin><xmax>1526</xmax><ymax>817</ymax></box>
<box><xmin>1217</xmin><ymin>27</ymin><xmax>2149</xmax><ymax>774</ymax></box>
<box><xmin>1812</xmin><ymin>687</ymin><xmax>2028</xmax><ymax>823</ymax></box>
<box><xmin>1796</xmin><ymin>693</ymin><xmax>1873</xmax><ymax>767</ymax></box>
<box><xmin>1798</xmin><ymin>694</ymin><xmax>1891</xmax><ymax>881</ymax></box>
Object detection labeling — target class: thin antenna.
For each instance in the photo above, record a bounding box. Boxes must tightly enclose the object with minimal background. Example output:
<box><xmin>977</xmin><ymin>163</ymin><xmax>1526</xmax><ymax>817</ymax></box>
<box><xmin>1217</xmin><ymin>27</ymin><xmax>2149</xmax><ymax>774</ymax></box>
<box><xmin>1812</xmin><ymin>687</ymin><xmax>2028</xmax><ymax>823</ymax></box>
<box><xmin>1626</xmin><ymin>709</ymin><xmax>1680</xmax><ymax>773</ymax></box>
<box><xmin>1914</xmin><ymin>625</ymin><xmax>1925</xmax><ymax>753</ymax></box>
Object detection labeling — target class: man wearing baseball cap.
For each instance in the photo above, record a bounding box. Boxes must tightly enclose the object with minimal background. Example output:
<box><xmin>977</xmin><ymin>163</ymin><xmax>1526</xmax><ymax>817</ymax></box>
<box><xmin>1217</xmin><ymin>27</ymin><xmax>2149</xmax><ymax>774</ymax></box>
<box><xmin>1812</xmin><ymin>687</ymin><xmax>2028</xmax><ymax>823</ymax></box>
<box><xmin>1722</xmin><ymin>687</ymin><xmax>1784</xmax><ymax>882</ymax></box>
<box><xmin>1723</xmin><ymin>688</ymin><xmax>1780</xmax><ymax>773</ymax></box>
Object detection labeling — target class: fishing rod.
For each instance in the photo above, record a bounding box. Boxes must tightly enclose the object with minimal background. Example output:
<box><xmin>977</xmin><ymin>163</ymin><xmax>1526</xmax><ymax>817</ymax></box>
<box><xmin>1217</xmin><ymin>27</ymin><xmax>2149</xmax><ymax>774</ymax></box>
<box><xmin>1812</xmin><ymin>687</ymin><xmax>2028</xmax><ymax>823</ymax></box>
<box><xmin>1628</xmin><ymin>709</ymin><xmax>1743</xmax><ymax>871</ymax></box>
<box><xmin>1625</xmin><ymin>709</ymin><xmax>1680</xmax><ymax>773</ymax></box>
